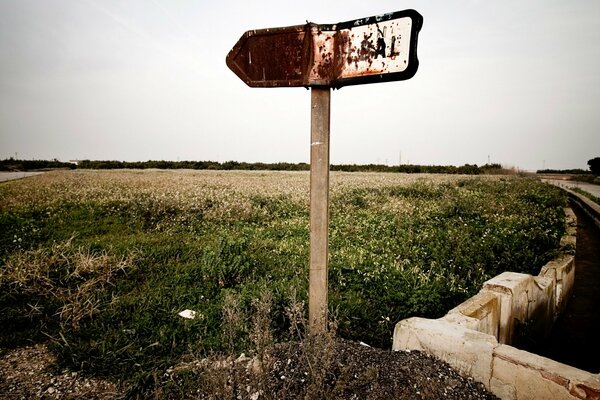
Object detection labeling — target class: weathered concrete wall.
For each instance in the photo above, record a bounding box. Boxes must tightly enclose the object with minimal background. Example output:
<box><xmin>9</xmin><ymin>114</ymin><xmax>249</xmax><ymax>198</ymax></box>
<box><xmin>440</xmin><ymin>208</ymin><xmax>577</xmax><ymax>347</ymax></box>
<box><xmin>567</xmin><ymin>190</ymin><xmax>600</xmax><ymax>230</ymax></box>
<box><xmin>440</xmin><ymin>251</ymin><xmax>574</xmax><ymax>347</ymax></box>
<box><xmin>443</xmin><ymin>290</ymin><xmax>500</xmax><ymax>337</ymax></box>
<box><xmin>393</xmin><ymin>318</ymin><xmax>600</xmax><ymax>400</ymax></box>
<box><xmin>491</xmin><ymin>345</ymin><xmax>600</xmax><ymax>400</ymax></box>
<box><xmin>392</xmin><ymin>208</ymin><xmax>600</xmax><ymax>399</ymax></box>
<box><xmin>484</xmin><ymin>271</ymin><xmax>557</xmax><ymax>347</ymax></box>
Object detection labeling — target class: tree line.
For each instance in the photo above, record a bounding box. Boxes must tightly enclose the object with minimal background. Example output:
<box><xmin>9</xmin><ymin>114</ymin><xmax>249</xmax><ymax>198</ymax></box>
<box><xmin>536</xmin><ymin>157</ymin><xmax>599</xmax><ymax>176</ymax></box>
<box><xmin>536</xmin><ymin>168</ymin><xmax>590</xmax><ymax>175</ymax></box>
<box><xmin>0</xmin><ymin>158</ymin><xmax>76</xmax><ymax>171</ymax></box>
<box><xmin>1</xmin><ymin>158</ymin><xmax>511</xmax><ymax>175</ymax></box>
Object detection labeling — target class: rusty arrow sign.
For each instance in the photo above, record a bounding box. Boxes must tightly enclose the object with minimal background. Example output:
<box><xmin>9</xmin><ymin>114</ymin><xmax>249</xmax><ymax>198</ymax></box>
<box><xmin>226</xmin><ymin>9</ymin><xmax>423</xmax><ymax>88</ymax></box>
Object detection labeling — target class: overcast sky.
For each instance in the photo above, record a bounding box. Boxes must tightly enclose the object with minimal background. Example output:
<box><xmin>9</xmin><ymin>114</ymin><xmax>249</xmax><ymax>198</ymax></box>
<box><xmin>0</xmin><ymin>1</ymin><xmax>599</xmax><ymax>171</ymax></box>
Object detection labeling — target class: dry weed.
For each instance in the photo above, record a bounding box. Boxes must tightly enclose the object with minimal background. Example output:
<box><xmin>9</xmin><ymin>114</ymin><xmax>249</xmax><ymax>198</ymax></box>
<box><xmin>1</xmin><ymin>238</ymin><xmax>134</xmax><ymax>329</ymax></box>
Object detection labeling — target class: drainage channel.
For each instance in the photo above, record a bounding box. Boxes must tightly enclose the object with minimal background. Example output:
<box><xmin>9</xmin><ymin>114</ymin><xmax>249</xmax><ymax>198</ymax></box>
<box><xmin>537</xmin><ymin>204</ymin><xmax>600</xmax><ymax>373</ymax></box>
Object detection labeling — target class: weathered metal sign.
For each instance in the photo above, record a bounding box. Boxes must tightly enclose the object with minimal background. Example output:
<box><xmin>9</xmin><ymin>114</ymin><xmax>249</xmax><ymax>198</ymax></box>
<box><xmin>226</xmin><ymin>9</ymin><xmax>423</xmax><ymax>88</ymax></box>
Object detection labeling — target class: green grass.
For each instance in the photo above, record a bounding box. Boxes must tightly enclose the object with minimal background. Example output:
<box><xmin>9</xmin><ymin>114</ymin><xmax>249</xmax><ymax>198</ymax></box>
<box><xmin>0</xmin><ymin>171</ymin><xmax>567</xmax><ymax>395</ymax></box>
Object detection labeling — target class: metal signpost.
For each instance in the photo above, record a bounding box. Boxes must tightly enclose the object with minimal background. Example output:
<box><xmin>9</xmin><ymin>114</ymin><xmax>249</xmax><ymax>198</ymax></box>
<box><xmin>226</xmin><ymin>9</ymin><xmax>423</xmax><ymax>333</ymax></box>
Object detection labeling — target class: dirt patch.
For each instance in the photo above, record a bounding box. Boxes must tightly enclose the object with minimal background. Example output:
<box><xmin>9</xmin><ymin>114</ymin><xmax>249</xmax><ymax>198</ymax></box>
<box><xmin>0</xmin><ymin>344</ymin><xmax>120</xmax><ymax>399</ymax></box>
<box><xmin>0</xmin><ymin>340</ymin><xmax>498</xmax><ymax>399</ymax></box>
<box><xmin>260</xmin><ymin>339</ymin><xmax>498</xmax><ymax>399</ymax></box>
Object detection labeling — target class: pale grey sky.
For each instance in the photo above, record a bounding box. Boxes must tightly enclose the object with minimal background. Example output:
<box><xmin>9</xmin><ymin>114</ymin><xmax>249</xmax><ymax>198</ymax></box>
<box><xmin>0</xmin><ymin>0</ymin><xmax>599</xmax><ymax>171</ymax></box>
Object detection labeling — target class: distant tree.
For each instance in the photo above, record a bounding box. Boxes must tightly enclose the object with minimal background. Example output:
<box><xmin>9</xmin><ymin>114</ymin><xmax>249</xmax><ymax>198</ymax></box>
<box><xmin>588</xmin><ymin>157</ymin><xmax>600</xmax><ymax>175</ymax></box>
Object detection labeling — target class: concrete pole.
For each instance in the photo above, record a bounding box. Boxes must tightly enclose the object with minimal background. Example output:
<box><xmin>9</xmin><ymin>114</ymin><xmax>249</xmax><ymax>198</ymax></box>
<box><xmin>309</xmin><ymin>87</ymin><xmax>331</xmax><ymax>333</ymax></box>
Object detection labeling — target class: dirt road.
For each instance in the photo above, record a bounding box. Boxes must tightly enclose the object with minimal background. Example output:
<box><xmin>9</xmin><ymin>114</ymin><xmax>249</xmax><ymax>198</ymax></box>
<box><xmin>0</xmin><ymin>172</ymin><xmax>43</xmax><ymax>183</ymax></box>
<box><xmin>543</xmin><ymin>179</ymin><xmax>600</xmax><ymax>198</ymax></box>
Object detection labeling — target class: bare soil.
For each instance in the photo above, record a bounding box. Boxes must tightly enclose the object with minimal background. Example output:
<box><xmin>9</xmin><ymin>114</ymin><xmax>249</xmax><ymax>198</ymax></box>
<box><xmin>0</xmin><ymin>344</ymin><xmax>118</xmax><ymax>399</ymax></box>
<box><xmin>0</xmin><ymin>340</ymin><xmax>498</xmax><ymax>399</ymax></box>
<box><xmin>260</xmin><ymin>339</ymin><xmax>499</xmax><ymax>399</ymax></box>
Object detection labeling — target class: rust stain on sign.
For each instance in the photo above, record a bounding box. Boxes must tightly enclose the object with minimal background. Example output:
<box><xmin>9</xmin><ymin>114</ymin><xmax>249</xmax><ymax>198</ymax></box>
<box><xmin>226</xmin><ymin>9</ymin><xmax>422</xmax><ymax>88</ymax></box>
<box><xmin>229</xmin><ymin>25</ymin><xmax>308</xmax><ymax>87</ymax></box>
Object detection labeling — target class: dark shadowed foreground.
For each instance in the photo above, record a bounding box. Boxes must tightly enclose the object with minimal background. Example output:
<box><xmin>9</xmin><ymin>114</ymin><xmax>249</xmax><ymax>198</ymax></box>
<box><xmin>0</xmin><ymin>340</ymin><xmax>498</xmax><ymax>399</ymax></box>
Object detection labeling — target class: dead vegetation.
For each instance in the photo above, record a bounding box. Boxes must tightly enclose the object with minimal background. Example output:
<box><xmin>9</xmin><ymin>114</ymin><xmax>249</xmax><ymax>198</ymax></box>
<box><xmin>1</xmin><ymin>238</ymin><xmax>134</xmax><ymax>334</ymax></box>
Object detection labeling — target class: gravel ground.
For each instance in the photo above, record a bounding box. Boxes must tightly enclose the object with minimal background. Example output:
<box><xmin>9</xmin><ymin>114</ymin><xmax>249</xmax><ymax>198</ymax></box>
<box><xmin>0</xmin><ymin>340</ymin><xmax>498</xmax><ymax>399</ymax></box>
<box><xmin>263</xmin><ymin>340</ymin><xmax>498</xmax><ymax>400</ymax></box>
<box><xmin>0</xmin><ymin>344</ymin><xmax>119</xmax><ymax>399</ymax></box>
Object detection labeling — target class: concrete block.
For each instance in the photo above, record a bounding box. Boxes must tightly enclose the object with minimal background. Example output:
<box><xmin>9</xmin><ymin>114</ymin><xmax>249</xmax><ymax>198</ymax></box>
<box><xmin>490</xmin><ymin>376</ymin><xmax>517</xmax><ymax>400</ymax></box>
<box><xmin>528</xmin><ymin>276</ymin><xmax>555</xmax><ymax>340</ymax></box>
<box><xmin>483</xmin><ymin>271</ymin><xmax>561</xmax><ymax>346</ymax></box>
<box><xmin>540</xmin><ymin>255</ymin><xmax>575</xmax><ymax>316</ymax></box>
<box><xmin>445</xmin><ymin>290</ymin><xmax>500</xmax><ymax>338</ymax></box>
<box><xmin>442</xmin><ymin>312</ymin><xmax>480</xmax><ymax>331</ymax></box>
<box><xmin>492</xmin><ymin>345</ymin><xmax>600</xmax><ymax>400</ymax></box>
<box><xmin>557</xmin><ymin>256</ymin><xmax>575</xmax><ymax>312</ymax></box>
<box><xmin>393</xmin><ymin>317</ymin><xmax>497</xmax><ymax>388</ymax></box>
<box><xmin>484</xmin><ymin>272</ymin><xmax>533</xmax><ymax>344</ymax></box>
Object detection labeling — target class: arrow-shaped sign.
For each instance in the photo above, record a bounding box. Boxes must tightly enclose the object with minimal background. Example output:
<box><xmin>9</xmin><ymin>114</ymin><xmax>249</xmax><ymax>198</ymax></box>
<box><xmin>226</xmin><ymin>9</ymin><xmax>423</xmax><ymax>88</ymax></box>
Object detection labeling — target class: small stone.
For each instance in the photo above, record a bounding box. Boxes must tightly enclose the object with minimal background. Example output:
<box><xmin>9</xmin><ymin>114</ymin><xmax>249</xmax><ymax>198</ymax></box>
<box><xmin>250</xmin><ymin>391</ymin><xmax>262</xmax><ymax>400</ymax></box>
<box><xmin>247</xmin><ymin>357</ymin><xmax>263</xmax><ymax>374</ymax></box>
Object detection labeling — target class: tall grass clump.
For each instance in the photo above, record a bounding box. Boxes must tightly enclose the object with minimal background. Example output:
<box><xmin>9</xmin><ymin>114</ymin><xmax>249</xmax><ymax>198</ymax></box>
<box><xmin>0</xmin><ymin>238</ymin><xmax>134</xmax><ymax>347</ymax></box>
<box><xmin>0</xmin><ymin>170</ymin><xmax>567</xmax><ymax>395</ymax></box>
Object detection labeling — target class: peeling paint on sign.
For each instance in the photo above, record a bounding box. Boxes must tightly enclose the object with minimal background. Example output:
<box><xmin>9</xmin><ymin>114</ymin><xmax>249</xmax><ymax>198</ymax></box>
<box><xmin>226</xmin><ymin>9</ymin><xmax>422</xmax><ymax>88</ymax></box>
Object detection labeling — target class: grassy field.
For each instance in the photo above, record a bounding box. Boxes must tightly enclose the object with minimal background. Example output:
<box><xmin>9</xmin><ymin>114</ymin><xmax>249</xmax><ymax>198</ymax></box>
<box><xmin>0</xmin><ymin>170</ymin><xmax>566</xmax><ymax>394</ymax></box>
